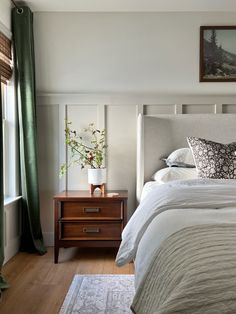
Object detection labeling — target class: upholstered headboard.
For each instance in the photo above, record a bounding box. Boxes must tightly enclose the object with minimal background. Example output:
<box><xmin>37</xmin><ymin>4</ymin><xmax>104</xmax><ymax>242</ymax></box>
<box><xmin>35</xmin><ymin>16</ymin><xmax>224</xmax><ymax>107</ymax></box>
<box><xmin>136</xmin><ymin>113</ymin><xmax>236</xmax><ymax>202</ymax></box>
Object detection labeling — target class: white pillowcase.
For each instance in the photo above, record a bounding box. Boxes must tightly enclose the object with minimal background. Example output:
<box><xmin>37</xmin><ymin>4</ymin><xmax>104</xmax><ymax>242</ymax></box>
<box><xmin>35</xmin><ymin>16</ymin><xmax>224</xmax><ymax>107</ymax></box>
<box><xmin>152</xmin><ymin>167</ymin><xmax>197</xmax><ymax>184</ymax></box>
<box><xmin>165</xmin><ymin>147</ymin><xmax>195</xmax><ymax>167</ymax></box>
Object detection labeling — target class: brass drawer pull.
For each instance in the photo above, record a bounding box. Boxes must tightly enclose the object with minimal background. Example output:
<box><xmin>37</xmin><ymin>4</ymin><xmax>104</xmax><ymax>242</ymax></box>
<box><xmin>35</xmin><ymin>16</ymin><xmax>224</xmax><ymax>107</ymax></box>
<box><xmin>83</xmin><ymin>227</ymin><xmax>100</xmax><ymax>233</ymax></box>
<box><xmin>83</xmin><ymin>207</ymin><xmax>100</xmax><ymax>213</ymax></box>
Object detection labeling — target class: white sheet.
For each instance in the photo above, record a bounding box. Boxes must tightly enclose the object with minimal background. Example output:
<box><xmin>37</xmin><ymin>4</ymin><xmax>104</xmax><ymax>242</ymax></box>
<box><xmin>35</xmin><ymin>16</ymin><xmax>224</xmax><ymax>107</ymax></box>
<box><xmin>115</xmin><ymin>179</ymin><xmax>236</xmax><ymax>267</ymax></box>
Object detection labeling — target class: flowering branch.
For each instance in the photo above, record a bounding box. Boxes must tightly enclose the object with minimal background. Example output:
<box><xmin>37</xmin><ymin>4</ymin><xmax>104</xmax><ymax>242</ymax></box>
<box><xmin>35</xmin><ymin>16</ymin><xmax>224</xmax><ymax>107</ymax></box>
<box><xmin>60</xmin><ymin>122</ymin><xmax>107</xmax><ymax>176</ymax></box>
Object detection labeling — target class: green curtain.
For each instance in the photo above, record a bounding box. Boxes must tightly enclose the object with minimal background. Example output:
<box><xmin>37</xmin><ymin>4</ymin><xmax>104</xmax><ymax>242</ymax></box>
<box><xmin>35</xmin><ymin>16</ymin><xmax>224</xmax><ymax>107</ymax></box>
<box><xmin>0</xmin><ymin>82</ymin><xmax>9</xmax><ymax>290</ymax></box>
<box><xmin>12</xmin><ymin>6</ymin><xmax>46</xmax><ymax>255</ymax></box>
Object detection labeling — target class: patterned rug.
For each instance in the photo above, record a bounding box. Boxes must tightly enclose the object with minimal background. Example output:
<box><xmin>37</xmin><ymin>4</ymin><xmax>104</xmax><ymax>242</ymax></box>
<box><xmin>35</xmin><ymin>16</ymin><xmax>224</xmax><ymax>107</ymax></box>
<box><xmin>59</xmin><ymin>274</ymin><xmax>135</xmax><ymax>314</ymax></box>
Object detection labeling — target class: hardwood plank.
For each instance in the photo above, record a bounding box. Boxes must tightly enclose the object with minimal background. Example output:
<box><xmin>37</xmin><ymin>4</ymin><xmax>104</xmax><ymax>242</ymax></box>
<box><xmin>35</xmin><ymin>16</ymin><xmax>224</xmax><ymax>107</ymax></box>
<box><xmin>0</xmin><ymin>247</ymin><xmax>134</xmax><ymax>314</ymax></box>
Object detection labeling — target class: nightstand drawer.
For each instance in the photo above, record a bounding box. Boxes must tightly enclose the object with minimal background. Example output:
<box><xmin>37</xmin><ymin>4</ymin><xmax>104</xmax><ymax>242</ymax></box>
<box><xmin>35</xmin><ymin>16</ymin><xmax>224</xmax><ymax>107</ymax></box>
<box><xmin>61</xmin><ymin>201</ymin><xmax>122</xmax><ymax>219</ymax></box>
<box><xmin>54</xmin><ymin>190</ymin><xmax>128</xmax><ymax>263</ymax></box>
<box><xmin>60</xmin><ymin>221</ymin><xmax>122</xmax><ymax>240</ymax></box>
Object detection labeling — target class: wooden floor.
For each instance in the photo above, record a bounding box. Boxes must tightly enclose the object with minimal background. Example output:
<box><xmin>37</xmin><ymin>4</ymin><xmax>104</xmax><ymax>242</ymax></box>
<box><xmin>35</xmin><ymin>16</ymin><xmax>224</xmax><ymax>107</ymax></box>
<box><xmin>0</xmin><ymin>247</ymin><xmax>134</xmax><ymax>314</ymax></box>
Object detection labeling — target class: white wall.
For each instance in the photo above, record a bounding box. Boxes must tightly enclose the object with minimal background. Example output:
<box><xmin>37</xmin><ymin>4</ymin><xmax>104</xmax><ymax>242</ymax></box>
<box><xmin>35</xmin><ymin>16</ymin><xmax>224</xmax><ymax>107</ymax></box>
<box><xmin>35</xmin><ymin>12</ymin><xmax>236</xmax><ymax>95</ymax></box>
<box><xmin>34</xmin><ymin>12</ymin><xmax>236</xmax><ymax>246</ymax></box>
<box><xmin>0</xmin><ymin>0</ymin><xmax>11</xmax><ymax>31</ymax></box>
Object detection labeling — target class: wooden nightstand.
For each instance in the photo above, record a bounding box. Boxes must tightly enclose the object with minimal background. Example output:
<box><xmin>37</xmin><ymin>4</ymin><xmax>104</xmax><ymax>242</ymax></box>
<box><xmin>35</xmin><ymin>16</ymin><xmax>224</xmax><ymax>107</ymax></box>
<box><xmin>54</xmin><ymin>190</ymin><xmax>128</xmax><ymax>263</ymax></box>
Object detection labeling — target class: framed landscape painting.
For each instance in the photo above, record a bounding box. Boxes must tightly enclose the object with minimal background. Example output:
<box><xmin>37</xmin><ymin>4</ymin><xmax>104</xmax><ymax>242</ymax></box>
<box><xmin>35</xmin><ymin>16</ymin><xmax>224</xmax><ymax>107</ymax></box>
<box><xmin>200</xmin><ymin>26</ymin><xmax>236</xmax><ymax>82</ymax></box>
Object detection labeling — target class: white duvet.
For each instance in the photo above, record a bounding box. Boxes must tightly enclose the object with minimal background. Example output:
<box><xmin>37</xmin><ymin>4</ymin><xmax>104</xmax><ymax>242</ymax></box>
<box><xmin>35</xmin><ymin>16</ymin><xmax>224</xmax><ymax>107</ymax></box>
<box><xmin>116</xmin><ymin>179</ymin><xmax>236</xmax><ymax>287</ymax></box>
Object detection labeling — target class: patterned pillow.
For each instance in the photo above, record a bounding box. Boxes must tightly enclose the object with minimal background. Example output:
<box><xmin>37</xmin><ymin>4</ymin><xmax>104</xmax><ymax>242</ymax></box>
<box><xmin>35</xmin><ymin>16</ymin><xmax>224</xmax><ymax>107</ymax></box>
<box><xmin>187</xmin><ymin>137</ymin><xmax>236</xmax><ymax>179</ymax></box>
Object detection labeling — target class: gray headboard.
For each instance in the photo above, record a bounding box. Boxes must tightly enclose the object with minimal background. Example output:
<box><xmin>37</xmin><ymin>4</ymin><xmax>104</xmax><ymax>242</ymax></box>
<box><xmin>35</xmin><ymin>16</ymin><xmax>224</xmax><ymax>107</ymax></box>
<box><xmin>136</xmin><ymin>113</ymin><xmax>236</xmax><ymax>202</ymax></box>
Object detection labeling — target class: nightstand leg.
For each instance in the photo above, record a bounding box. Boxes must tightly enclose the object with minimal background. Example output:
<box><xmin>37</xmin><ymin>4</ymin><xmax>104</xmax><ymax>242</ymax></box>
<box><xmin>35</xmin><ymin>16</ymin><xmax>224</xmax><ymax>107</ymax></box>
<box><xmin>54</xmin><ymin>245</ymin><xmax>59</xmax><ymax>264</ymax></box>
<box><xmin>89</xmin><ymin>183</ymin><xmax>106</xmax><ymax>194</ymax></box>
<box><xmin>54</xmin><ymin>199</ymin><xmax>60</xmax><ymax>264</ymax></box>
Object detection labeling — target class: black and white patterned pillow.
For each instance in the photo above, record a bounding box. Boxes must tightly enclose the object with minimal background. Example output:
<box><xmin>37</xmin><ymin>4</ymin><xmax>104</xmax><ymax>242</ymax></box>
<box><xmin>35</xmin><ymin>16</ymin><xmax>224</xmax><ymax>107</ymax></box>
<box><xmin>187</xmin><ymin>137</ymin><xmax>236</xmax><ymax>179</ymax></box>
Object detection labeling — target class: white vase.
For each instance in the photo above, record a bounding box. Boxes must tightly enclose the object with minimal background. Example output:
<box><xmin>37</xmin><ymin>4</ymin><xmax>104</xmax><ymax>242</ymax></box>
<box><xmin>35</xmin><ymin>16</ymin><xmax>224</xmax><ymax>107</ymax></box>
<box><xmin>88</xmin><ymin>168</ymin><xmax>106</xmax><ymax>185</ymax></box>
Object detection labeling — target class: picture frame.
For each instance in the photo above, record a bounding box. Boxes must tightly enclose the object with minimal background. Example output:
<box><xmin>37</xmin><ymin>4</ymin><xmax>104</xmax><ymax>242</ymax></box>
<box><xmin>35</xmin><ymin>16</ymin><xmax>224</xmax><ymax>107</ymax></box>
<box><xmin>200</xmin><ymin>26</ymin><xmax>236</xmax><ymax>82</ymax></box>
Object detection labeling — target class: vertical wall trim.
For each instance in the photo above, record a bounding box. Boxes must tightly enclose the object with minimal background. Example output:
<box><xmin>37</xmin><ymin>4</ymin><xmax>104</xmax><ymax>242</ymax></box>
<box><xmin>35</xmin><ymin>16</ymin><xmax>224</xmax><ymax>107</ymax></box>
<box><xmin>97</xmin><ymin>104</ymin><xmax>106</xmax><ymax>166</ymax></box>
<box><xmin>58</xmin><ymin>103</ymin><xmax>66</xmax><ymax>192</ymax></box>
<box><xmin>215</xmin><ymin>104</ymin><xmax>223</xmax><ymax>114</ymax></box>
<box><xmin>136</xmin><ymin>105</ymin><xmax>144</xmax><ymax>203</ymax></box>
<box><xmin>4</xmin><ymin>211</ymin><xmax>7</xmax><ymax>246</ymax></box>
<box><xmin>175</xmin><ymin>104</ymin><xmax>183</xmax><ymax>114</ymax></box>
<box><xmin>97</xmin><ymin>104</ymin><xmax>105</xmax><ymax>130</ymax></box>
<box><xmin>64</xmin><ymin>105</ymin><xmax>68</xmax><ymax>191</ymax></box>
<box><xmin>58</xmin><ymin>103</ymin><xmax>67</xmax><ymax>192</ymax></box>
<box><xmin>136</xmin><ymin>104</ymin><xmax>144</xmax><ymax>116</ymax></box>
<box><xmin>136</xmin><ymin>113</ymin><xmax>144</xmax><ymax>203</ymax></box>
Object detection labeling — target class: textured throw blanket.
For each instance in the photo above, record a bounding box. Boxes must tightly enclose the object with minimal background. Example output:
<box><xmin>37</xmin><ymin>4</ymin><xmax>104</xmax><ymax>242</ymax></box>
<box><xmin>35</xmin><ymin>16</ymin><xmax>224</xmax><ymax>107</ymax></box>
<box><xmin>131</xmin><ymin>224</ymin><xmax>236</xmax><ymax>314</ymax></box>
<box><xmin>116</xmin><ymin>179</ymin><xmax>236</xmax><ymax>266</ymax></box>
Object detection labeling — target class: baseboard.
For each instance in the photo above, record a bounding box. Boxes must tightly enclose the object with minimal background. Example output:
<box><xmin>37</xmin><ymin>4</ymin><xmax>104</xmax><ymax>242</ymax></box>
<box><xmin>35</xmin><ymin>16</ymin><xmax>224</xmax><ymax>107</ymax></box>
<box><xmin>4</xmin><ymin>236</ymin><xmax>20</xmax><ymax>265</ymax></box>
<box><xmin>4</xmin><ymin>198</ymin><xmax>21</xmax><ymax>264</ymax></box>
<box><xmin>43</xmin><ymin>232</ymin><xmax>54</xmax><ymax>247</ymax></box>
<box><xmin>4</xmin><ymin>232</ymin><xmax>54</xmax><ymax>264</ymax></box>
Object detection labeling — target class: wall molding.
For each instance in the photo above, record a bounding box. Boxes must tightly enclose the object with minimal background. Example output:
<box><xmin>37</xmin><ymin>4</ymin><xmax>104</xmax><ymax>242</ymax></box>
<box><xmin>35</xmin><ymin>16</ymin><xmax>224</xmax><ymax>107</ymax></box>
<box><xmin>37</xmin><ymin>94</ymin><xmax>236</xmax><ymax>113</ymax></box>
<box><xmin>37</xmin><ymin>93</ymin><xmax>236</xmax><ymax>245</ymax></box>
<box><xmin>43</xmin><ymin>232</ymin><xmax>54</xmax><ymax>247</ymax></box>
<box><xmin>4</xmin><ymin>236</ymin><xmax>20</xmax><ymax>264</ymax></box>
<box><xmin>4</xmin><ymin>199</ymin><xmax>21</xmax><ymax>264</ymax></box>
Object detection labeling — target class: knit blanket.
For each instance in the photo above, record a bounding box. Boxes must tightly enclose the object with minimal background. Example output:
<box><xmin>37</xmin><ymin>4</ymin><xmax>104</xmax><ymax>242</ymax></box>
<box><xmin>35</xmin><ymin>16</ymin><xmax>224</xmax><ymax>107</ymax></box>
<box><xmin>131</xmin><ymin>224</ymin><xmax>236</xmax><ymax>314</ymax></box>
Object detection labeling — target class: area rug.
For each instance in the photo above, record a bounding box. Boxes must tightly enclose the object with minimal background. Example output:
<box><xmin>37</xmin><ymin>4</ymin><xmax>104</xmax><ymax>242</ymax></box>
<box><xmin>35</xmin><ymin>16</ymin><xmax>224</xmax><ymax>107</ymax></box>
<box><xmin>59</xmin><ymin>274</ymin><xmax>135</xmax><ymax>314</ymax></box>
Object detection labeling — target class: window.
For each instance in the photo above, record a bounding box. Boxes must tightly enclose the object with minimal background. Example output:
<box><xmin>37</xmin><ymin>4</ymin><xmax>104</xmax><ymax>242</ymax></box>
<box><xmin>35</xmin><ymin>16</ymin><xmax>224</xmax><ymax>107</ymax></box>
<box><xmin>1</xmin><ymin>82</ymin><xmax>7</xmax><ymax>195</ymax></box>
<box><xmin>0</xmin><ymin>31</ymin><xmax>18</xmax><ymax>201</ymax></box>
<box><xmin>1</xmin><ymin>81</ymin><xmax>18</xmax><ymax>200</ymax></box>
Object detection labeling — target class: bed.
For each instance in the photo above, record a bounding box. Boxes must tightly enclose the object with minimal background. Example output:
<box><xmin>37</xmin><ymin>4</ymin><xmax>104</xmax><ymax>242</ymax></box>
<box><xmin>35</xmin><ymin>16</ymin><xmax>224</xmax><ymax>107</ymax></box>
<box><xmin>116</xmin><ymin>113</ymin><xmax>236</xmax><ymax>314</ymax></box>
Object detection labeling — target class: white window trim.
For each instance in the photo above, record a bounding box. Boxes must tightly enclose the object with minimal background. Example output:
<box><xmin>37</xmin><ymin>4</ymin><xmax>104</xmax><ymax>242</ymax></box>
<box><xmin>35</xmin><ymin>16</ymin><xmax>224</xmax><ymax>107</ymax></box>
<box><xmin>2</xmin><ymin>79</ymin><xmax>19</xmax><ymax>200</ymax></box>
<box><xmin>0</xmin><ymin>20</ymin><xmax>11</xmax><ymax>39</ymax></box>
<box><xmin>0</xmin><ymin>23</ymin><xmax>19</xmax><ymax>201</ymax></box>
<box><xmin>4</xmin><ymin>195</ymin><xmax>21</xmax><ymax>207</ymax></box>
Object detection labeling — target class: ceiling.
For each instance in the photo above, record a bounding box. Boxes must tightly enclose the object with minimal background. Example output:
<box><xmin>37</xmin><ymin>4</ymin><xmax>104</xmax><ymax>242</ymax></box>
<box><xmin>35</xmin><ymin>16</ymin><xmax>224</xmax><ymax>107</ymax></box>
<box><xmin>23</xmin><ymin>0</ymin><xmax>236</xmax><ymax>12</ymax></box>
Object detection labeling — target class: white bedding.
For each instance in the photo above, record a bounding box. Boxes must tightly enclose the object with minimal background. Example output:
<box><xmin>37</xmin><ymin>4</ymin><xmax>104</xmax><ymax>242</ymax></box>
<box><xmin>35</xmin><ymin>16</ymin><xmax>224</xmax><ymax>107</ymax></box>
<box><xmin>140</xmin><ymin>181</ymin><xmax>161</xmax><ymax>202</ymax></box>
<box><xmin>116</xmin><ymin>179</ymin><xmax>236</xmax><ymax>273</ymax></box>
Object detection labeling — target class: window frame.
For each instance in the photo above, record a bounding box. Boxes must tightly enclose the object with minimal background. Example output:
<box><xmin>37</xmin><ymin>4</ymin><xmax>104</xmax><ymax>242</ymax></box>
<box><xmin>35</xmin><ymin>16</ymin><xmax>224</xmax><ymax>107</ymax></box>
<box><xmin>1</xmin><ymin>80</ymin><xmax>19</xmax><ymax>201</ymax></box>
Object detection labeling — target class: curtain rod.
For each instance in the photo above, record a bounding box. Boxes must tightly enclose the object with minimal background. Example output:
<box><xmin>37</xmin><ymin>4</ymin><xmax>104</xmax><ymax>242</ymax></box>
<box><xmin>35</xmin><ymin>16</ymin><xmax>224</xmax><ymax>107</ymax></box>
<box><xmin>11</xmin><ymin>0</ymin><xmax>19</xmax><ymax>8</ymax></box>
<box><xmin>11</xmin><ymin>0</ymin><xmax>24</xmax><ymax>13</ymax></box>
<box><xmin>11</xmin><ymin>0</ymin><xmax>21</xmax><ymax>10</ymax></box>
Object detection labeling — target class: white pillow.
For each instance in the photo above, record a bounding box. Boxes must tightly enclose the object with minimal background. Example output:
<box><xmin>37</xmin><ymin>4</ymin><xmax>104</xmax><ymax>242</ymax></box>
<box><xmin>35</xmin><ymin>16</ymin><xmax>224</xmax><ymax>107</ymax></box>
<box><xmin>152</xmin><ymin>167</ymin><xmax>197</xmax><ymax>184</ymax></box>
<box><xmin>165</xmin><ymin>148</ymin><xmax>195</xmax><ymax>167</ymax></box>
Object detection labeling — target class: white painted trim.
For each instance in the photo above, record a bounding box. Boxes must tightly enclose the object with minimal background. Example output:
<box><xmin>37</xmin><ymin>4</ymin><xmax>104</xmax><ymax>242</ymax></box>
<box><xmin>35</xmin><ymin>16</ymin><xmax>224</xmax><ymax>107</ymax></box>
<box><xmin>175</xmin><ymin>104</ymin><xmax>183</xmax><ymax>114</ymax></box>
<box><xmin>4</xmin><ymin>237</ymin><xmax>20</xmax><ymax>265</ymax></box>
<box><xmin>43</xmin><ymin>232</ymin><xmax>54</xmax><ymax>247</ymax></box>
<box><xmin>136</xmin><ymin>114</ymin><xmax>144</xmax><ymax>203</ymax></box>
<box><xmin>3</xmin><ymin>198</ymin><xmax>21</xmax><ymax>264</ymax></box>
<box><xmin>58</xmin><ymin>103</ymin><xmax>67</xmax><ymax>192</ymax></box>
<box><xmin>97</xmin><ymin>104</ymin><xmax>105</xmax><ymax>130</ymax></box>
<box><xmin>37</xmin><ymin>93</ymin><xmax>236</xmax><ymax>107</ymax></box>
<box><xmin>136</xmin><ymin>104</ymin><xmax>144</xmax><ymax>116</ymax></box>
<box><xmin>215</xmin><ymin>103</ymin><xmax>223</xmax><ymax>114</ymax></box>
<box><xmin>0</xmin><ymin>20</ymin><xmax>11</xmax><ymax>38</ymax></box>
<box><xmin>3</xmin><ymin>81</ymin><xmax>19</xmax><ymax>199</ymax></box>
<box><xmin>4</xmin><ymin>195</ymin><xmax>21</xmax><ymax>207</ymax></box>
<box><xmin>97</xmin><ymin>104</ymin><xmax>106</xmax><ymax>166</ymax></box>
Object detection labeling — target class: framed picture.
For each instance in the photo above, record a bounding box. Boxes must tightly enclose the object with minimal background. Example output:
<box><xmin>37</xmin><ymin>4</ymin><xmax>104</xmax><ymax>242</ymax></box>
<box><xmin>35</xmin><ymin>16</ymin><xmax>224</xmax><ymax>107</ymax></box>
<box><xmin>200</xmin><ymin>26</ymin><xmax>236</xmax><ymax>82</ymax></box>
